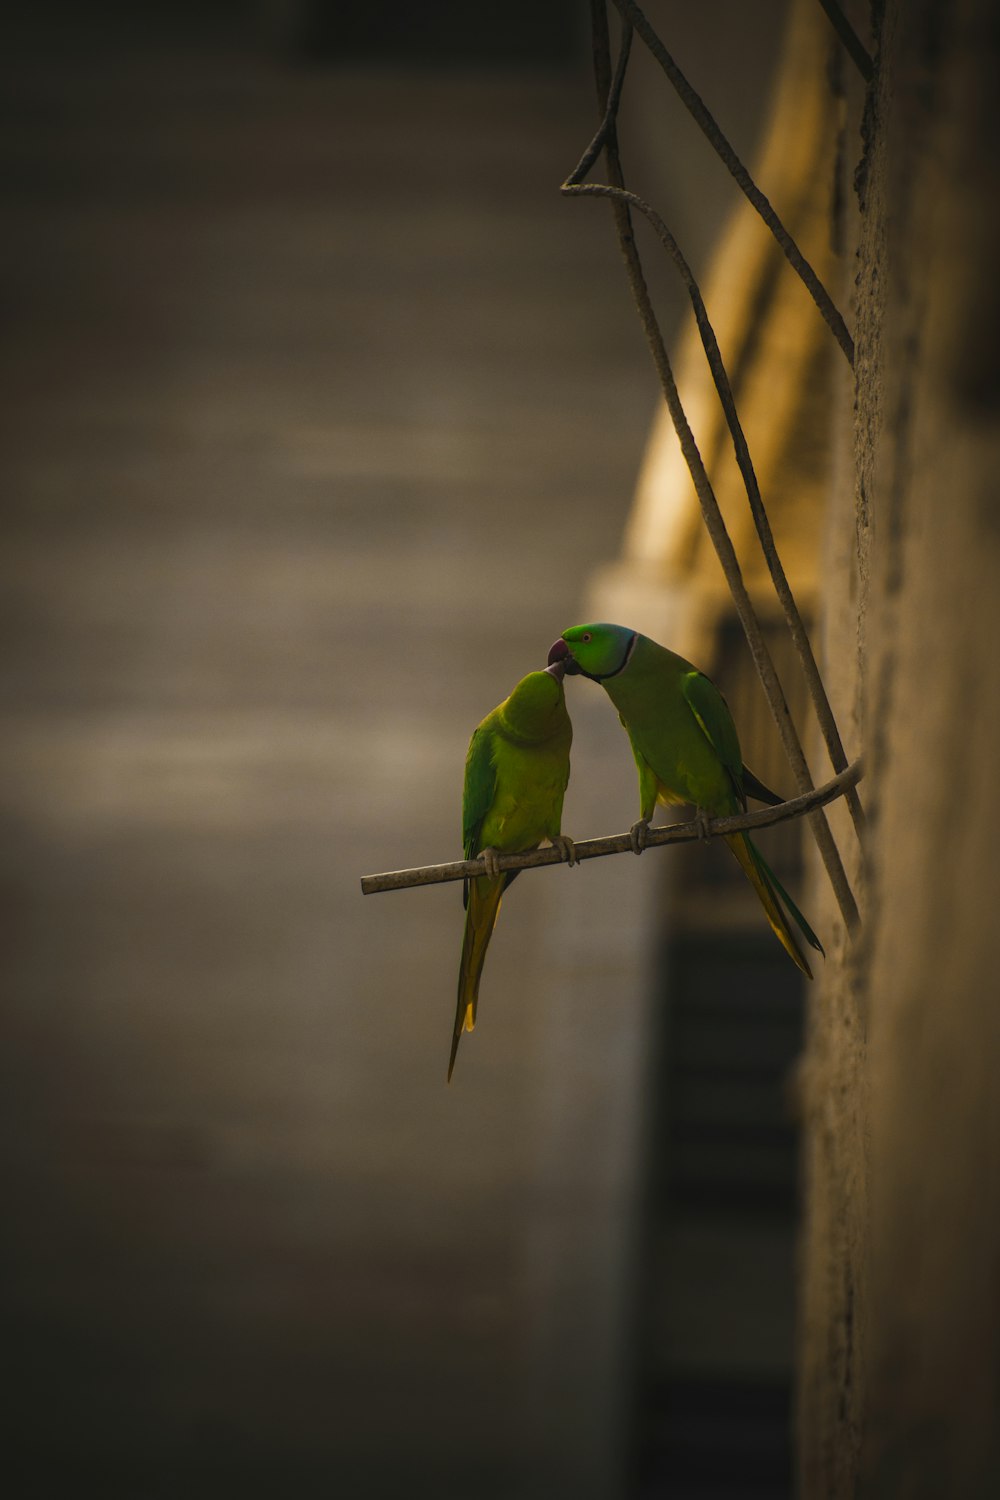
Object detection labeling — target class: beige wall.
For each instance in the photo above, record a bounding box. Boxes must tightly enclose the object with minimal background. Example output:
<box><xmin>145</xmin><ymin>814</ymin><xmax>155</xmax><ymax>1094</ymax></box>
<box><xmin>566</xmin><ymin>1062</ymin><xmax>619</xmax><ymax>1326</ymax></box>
<box><xmin>800</xmin><ymin>0</ymin><xmax>1000</xmax><ymax>1493</ymax></box>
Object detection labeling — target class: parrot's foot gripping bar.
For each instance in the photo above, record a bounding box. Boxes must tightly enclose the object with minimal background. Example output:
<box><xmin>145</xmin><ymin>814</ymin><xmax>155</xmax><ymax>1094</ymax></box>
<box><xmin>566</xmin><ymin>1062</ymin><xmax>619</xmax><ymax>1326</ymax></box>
<box><xmin>360</xmin><ymin>759</ymin><xmax>863</xmax><ymax>896</ymax></box>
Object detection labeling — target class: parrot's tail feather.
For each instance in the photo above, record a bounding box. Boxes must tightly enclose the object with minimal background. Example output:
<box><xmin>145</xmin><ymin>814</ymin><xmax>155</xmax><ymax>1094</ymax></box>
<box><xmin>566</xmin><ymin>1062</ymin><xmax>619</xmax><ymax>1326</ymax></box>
<box><xmin>741</xmin><ymin>764</ymin><xmax>784</xmax><ymax>807</ymax></box>
<box><xmin>725</xmin><ymin>833</ymin><xmax>819</xmax><ymax>979</ymax></box>
<box><xmin>749</xmin><ymin>839</ymin><xmax>825</xmax><ymax>958</ymax></box>
<box><xmin>448</xmin><ymin>876</ymin><xmax>504</xmax><ymax>1082</ymax></box>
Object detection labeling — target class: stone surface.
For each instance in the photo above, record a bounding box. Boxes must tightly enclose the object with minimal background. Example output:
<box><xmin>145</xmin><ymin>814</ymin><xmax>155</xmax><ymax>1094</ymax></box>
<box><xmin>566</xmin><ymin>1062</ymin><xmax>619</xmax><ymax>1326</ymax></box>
<box><xmin>798</xmin><ymin>1</ymin><xmax>1000</xmax><ymax>1493</ymax></box>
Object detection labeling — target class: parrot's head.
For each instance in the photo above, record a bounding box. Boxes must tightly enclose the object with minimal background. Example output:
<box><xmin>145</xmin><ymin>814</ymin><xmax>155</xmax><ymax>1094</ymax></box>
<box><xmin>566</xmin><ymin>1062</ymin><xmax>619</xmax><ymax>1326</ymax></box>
<box><xmin>502</xmin><ymin>668</ymin><xmax>569</xmax><ymax>739</ymax></box>
<box><xmin>548</xmin><ymin>623</ymin><xmax>637</xmax><ymax>682</ymax></box>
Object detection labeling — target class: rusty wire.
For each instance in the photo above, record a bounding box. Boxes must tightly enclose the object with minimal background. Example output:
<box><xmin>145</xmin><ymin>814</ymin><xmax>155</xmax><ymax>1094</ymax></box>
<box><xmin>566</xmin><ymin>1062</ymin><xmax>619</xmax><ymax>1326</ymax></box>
<box><xmin>361</xmin><ymin>760</ymin><xmax>863</xmax><ymax>896</ymax></box>
<box><xmin>612</xmin><ymin>0</ymin><xmax>855</xmax><ymax>366</ymax></box>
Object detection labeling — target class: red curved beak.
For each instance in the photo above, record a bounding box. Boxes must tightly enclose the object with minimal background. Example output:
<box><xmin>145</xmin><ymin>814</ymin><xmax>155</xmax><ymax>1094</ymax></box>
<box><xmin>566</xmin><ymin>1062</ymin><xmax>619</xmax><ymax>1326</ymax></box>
<box><xmin>547</xmin><ymin>636</ymin><xmax>580</xmax><ymax>675</ymax></box>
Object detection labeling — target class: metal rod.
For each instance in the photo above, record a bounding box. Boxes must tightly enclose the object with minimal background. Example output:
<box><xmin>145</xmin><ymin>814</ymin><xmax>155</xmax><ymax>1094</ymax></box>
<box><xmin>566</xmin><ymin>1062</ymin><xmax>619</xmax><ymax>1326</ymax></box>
<box><xmin>360</xmin><ymin>759</ymin><xmax>863</xmax><ymax>895</ymax></box>
<box><xmin>612</xmin><ymin>0</ymin><xmax>855</xmax><ymax>365</ymax></box>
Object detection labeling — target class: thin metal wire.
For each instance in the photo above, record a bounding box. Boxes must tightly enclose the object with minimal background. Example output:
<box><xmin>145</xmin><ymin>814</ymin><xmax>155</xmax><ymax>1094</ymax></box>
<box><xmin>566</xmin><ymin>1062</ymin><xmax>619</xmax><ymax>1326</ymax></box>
<box><xmin>817</xmin><ymin>0</ymin><xmax>874</xmax><ymax>82</ymax></box>
<box><xmin>612</xmin><ymin>0</ymin><xmax>855</xmax><ymax>366</ymax></box>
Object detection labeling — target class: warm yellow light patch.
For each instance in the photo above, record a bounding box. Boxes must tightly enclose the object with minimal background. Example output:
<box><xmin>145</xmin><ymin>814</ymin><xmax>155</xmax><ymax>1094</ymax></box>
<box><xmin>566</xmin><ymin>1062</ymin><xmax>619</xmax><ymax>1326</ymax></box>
<box><xmin>463</xmin><ymin>1004</ymin><xmax>475</xmax><ymax>1033</ymax></box>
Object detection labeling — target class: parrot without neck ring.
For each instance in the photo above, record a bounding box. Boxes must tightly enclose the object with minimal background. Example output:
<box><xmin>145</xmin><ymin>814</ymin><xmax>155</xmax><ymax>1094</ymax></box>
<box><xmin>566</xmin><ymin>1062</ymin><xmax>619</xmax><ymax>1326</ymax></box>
<box><xmin>449</xmin><ymin>664</ymin><xmax>575</xmax><ymax>1081</ymax></box>
<box><xmin>548</xmin><ymin>622</ymin><xmax>823</xmax><ymax>977</ymax></box>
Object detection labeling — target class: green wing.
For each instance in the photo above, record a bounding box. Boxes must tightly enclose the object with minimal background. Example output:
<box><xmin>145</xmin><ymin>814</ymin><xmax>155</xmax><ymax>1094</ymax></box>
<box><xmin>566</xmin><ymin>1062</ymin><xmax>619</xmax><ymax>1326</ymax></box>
<box><xmin>462</xmin><ymin>724</ymin><xmax>496</xmax><ymax>861</ymax></box>
<box><xmin>681</xmin><ymin>671</ymin><xmax>746</xmax><ymax>807</ymax></box>
<box><xmin>620</xmin><ymin>713</ymin><xmax>662</xmax><ymax>822</ymax></box>
<box><xmin>461</xmin><ymin>723</ymin><xmax>497</xmax><ymax>910</ymax></box>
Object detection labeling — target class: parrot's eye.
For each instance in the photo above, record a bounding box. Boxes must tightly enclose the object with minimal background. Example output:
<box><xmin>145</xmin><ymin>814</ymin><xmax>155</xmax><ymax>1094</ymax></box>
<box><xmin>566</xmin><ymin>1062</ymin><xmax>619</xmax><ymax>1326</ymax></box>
<box><xmin>581</xmin><ymin>633</ymin><xmax>592</xmax><ymax>642</ymax></box>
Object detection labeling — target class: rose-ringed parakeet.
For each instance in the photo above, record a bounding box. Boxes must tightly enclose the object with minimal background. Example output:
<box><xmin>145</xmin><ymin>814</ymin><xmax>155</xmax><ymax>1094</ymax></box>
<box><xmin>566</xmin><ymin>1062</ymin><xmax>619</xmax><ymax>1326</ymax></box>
<box><xmin>450</xmin><ymin>664</ymin><xmax>575</xmax><ymax>1080</ymax></box>
<box><xmin>548</xmin><ymin>623</ymin><xmax>822</xmax><ymax>978</ymax></box>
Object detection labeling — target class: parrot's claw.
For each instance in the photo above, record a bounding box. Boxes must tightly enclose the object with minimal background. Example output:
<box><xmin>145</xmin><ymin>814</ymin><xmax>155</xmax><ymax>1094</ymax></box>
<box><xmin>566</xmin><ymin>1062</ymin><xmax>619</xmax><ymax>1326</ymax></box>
<box><xmin>550</xmin><ymin>834</ymin><xmax>577</xmax><ymax>867</ymax></box>
<box><xmin>478</xmin><ymin>846</ymin><xmax>502</xmax><ymax>879</ymax></box>
<box><xmin>629</xmin><ymin>818</ymin><xmax>650</xmax><ymax>855</ymax></box>
<box><xmin>693</xmin><ymin>807</ymin><xmax>712</xmax><ymax>842</ymax></box>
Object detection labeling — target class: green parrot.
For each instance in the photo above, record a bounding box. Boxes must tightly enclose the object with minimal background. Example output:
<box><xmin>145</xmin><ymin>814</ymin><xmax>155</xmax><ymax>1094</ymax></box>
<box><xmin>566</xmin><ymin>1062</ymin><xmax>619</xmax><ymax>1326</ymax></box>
<box><xmin>548</xmin><ymin>622</ymin><xmax>822</xmax><ymax>978</ymax></box>
<box><xmin>449</xmin><ymin>663</ymin><xmax>575</xmax><ymax>1081</ymax></box>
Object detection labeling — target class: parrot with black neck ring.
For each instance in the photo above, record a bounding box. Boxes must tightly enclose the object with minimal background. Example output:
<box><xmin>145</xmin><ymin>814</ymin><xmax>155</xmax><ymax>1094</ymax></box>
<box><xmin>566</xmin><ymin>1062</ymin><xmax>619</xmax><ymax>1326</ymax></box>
<box><xmin>548</xmin><ymin>622</ymin><xmax>822</xmax><ymax>978</ymax></box>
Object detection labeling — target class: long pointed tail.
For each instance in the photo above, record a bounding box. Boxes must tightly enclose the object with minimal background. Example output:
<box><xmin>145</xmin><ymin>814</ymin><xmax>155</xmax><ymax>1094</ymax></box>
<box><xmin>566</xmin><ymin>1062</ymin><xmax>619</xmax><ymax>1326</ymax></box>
<box><xmin>724</xmin><ymin>833</ymin><xmax>824</xmax><ymax>979</ymax></box>
<box><xmin>448</xmin><ymin>875</ymin><xmax>505</xmax><ymax>1081</ymax></box>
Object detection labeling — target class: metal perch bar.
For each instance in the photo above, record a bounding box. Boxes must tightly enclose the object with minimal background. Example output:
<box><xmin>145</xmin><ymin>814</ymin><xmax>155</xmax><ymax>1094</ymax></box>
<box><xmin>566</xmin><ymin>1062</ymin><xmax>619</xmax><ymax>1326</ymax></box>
<box><xmin>360</xmin><ymin>760</ymin><xmax>862</xmax><ymax>896</ymax></box>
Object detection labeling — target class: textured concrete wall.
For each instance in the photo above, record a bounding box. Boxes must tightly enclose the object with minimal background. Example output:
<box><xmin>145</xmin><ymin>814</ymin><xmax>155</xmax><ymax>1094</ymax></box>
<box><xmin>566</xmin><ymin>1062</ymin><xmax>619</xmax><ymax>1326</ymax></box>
<box><xmin>799</xmin><ymin>0</ymin><xmax>1000</xmax><ymax>1493</ymax></box>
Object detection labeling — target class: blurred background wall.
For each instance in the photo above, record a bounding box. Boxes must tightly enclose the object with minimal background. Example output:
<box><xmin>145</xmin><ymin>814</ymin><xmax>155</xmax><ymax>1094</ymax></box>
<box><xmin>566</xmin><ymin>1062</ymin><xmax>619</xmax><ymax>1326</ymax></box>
<box><xmin>0</xmin><ymin>3</ymin><xmax>800</xmax><ymax>1497</ymax></box>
